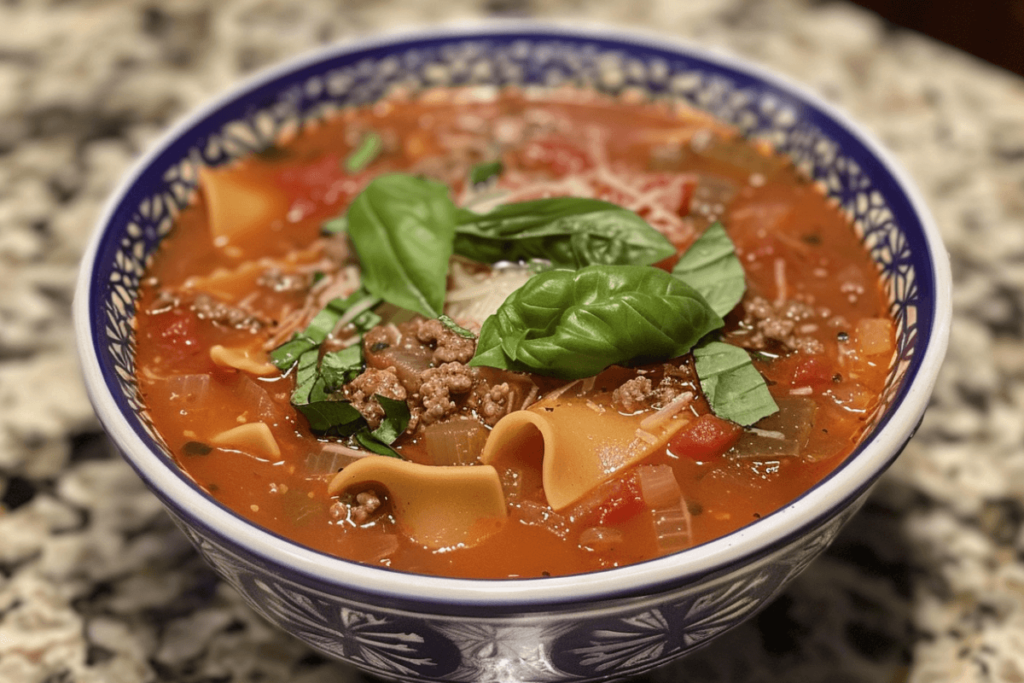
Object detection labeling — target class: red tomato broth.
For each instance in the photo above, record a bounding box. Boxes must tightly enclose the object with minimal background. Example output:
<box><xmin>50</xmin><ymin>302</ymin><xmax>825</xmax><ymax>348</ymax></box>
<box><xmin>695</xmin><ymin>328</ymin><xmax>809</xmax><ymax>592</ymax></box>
<box><xmin>134</xmin><ymin>89</ymin><xmax>894</xmax><ymax>579</ymax></box>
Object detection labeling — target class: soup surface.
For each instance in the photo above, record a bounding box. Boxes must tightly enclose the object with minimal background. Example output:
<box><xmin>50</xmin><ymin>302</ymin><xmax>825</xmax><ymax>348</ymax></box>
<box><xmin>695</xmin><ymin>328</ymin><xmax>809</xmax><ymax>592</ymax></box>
<box><xmin>134</xmin><ymin>88</ymin><xmax>894</xmax><ymax>579</ymax></box>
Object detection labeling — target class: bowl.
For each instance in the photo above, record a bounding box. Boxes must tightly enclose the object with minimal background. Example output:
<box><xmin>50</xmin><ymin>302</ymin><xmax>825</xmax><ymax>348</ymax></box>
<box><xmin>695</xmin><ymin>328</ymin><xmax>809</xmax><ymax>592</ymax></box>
<box><xmin>74</xmin><ymin>22</ymin><xmax>951</xmax><ymax>682</ymax></box>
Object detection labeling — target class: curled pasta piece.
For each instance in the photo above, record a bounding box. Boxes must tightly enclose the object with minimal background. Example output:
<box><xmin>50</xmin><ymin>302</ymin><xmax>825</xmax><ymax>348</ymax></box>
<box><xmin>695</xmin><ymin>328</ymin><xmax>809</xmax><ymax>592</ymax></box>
<box><xmin>210</xmin><ymin>422</ymin><xmax>281</xmax><ymax>460</ymax></box>
<box><xmin>481</xmin><ymin>395</ymin><xmax>692</xmax><ymax>511</ymax></box>
<box><xmin>210</xmin><ymin>344</ymin><xmax>279</xmax><ymax>376</ymax></box>
<box><xmin>327</xmin><ymin>457</ymin><xmax>507</xmax><ymax>550</ymax></box>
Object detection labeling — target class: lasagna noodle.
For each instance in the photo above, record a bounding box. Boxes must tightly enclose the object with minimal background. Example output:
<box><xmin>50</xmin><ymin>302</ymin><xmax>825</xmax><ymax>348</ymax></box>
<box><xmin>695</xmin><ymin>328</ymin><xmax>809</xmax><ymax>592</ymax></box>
<box><xmin>481</xmin><ymin>394</ymin><xmax>692</xmax><ymax>511</ymax></box>
<box><xmin>327</xmin><ymin>456</ymin><xmax>507</xmax><ymax>550</ymax></box>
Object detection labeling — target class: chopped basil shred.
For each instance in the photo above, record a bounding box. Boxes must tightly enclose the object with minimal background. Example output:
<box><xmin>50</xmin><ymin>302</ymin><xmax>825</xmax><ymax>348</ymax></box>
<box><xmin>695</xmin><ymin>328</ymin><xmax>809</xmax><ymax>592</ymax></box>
<box><xmin>370</xmin><ymin>395</ymin><xmax>411</xmax><ymax>445</ymax></box>
<box><xmin>469</xmin><ymin>160</ymin><xmax>503</xmax><ymax>185</ymax></box>
<box><xmin>269</xmin><ymin>289</ymin><xmax>380</xmax><ymax>371</ymax></box>
<box><xmin>344</xmin><ymin>132</ymin><xmax>383</xmax><ymax>173</ymax></box>
<box><xmin>692</xmin><ymin>340</ymin><xmax>779</xmax><ymax>426</ymax></box>
<box><xmin>438</xmin><ymin>314</ymin><xmax>476</xmax><ymax>340</ymax></box>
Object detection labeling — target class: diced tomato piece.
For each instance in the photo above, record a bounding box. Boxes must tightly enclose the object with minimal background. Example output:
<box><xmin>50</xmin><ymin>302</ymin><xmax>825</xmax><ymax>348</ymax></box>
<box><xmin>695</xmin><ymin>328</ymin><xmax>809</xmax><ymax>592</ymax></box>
<box><xmin>148</xmin><ymin>309</ymin><xmax>202</xmax><ymax>362</ymax></box>
<box><xmin>791</xmin><ymin>355</ymin><xmax>836</xmax><ymax>389</ymax></box>
<box><xmin>276</xmin><ymin>153</ymin><xmax>343</xmax><ymax>194</ymax></box>
<box><xmin>580</xmin><ymin>476</ymin><xmax>646</xmax><ymax>527</ymax></box>
<box><xmin>668</xmin><ymin>414</ymin><xmax>743</xmax><ymax>462</ymax></box>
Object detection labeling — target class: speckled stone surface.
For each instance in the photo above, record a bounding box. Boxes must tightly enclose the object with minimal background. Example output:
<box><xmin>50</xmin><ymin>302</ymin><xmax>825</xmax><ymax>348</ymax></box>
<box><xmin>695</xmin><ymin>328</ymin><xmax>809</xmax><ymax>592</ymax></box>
<box><xmin>2</xmin><ymin>0</ymin><xmax>1023</xmax><ymax>681</ymax></box>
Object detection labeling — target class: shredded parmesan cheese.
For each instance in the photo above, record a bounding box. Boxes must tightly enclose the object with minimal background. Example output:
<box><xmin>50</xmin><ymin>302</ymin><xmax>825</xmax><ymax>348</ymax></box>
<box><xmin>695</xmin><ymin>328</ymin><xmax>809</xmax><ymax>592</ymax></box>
<box><xmin>639</xmin><ymin>391</ymin><xmax>694</xmax><ymax>431</ymax></box>
<box><xmin>634</xmin><ymin>428</ymin><xmax>659</xmax><ymax>445</ymax></box>
<box><xmin>748</xmin><ymin>427</ymin><xmax>786</xmax><ymax>440</ymax></box>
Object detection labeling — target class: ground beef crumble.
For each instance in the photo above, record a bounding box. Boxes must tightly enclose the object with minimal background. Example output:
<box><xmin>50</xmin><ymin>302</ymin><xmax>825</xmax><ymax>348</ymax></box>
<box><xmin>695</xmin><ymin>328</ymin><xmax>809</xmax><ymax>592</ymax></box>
<box><xmin>610</xmin><ymin>365</ymin><xmax>696</xmax><ymax>414</ymax></box>
<box><xmin>415</xmin><ymin>318</ymin><xmax>476</xmax><ymax>364</ymax></box>
<box><xmin>415</xmin><ymin>362</ymin><xmax>475</xmax><ymax>428</ymax></box>
<box><xmin>345</xmin><ymin>367</ymin><xmax>407</xmax><ymax>429</ymax></box>
<box><xmin>732</xmin><ymin>295</ymin><xmax>825</xmax><ymax>354</ymax></box>
<box><xmin>612</xmin><ymin>377</ymin><xmax>652</xmax><ymax>413</ymax></box>
<box><xmin>469</xmin><ymin>381</ymin><xmax>515</xmax><ymax>426</ymax></box>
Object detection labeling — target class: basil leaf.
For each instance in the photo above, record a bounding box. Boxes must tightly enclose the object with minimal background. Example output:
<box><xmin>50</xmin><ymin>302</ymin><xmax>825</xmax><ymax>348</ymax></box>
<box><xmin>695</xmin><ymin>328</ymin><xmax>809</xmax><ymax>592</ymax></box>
<box><xmin>672</xmin><ymin>222</ymin><xmax>745</xmax><ymax>317</ymax></box>
<box><xmin>296</xmin><ymin>401</ymin><xmax>366</xmax><ymax>436</ymax></box>
<box><xmin>453</xmin><ymin>197</ymin><xmax>675</xmax><ymax>269</ymax></box>
<box><xmin>321</xmin><ymin>216</ymin><xmax>348</xmax><ymax>235</ymax></box>
<box><xmin>693</xmin><ymin>340</ymin><xmax>779</xmax><ymax>426</ymax></box>
<box><xmin>469</xmin><ymin>160</ymin><xmax>503</xmax><ymax>186</ymax></box>
<box><xmin>438</xmin><ymin>314</ymin><xmax>476</xmax><ymax>340</ymax></box>
<box><xmin>354</xmin><ymin>430</ymin><xmax>401</xmax><ymax>458</ymax></box>
<box><xmin>291</xmin><ymin>348</ymin><xmax>366</xmax><ymax>436</ymax></box>
<box><xmin>370</xmin><ymin>394</ymin><xmax>411</xmax><ymax>445</ymax></box>
<box><xmin>346</xmin><ymin>174</ymin><xmax>456</xmax><ymax>318</ymax></box>
<box><xmin>470</xmin><ymin>265</ymin><xmax>724</xmax><ymax>379</ymax></box>
<box><xmin>320</xmin><ymin>345</ymin><xmax>364</xmax><ymax>390</ymax></box>
<box><xmin>345</xmin><ymin>132</ymin><xmax>383</xmax><ymax>173</ymax></box>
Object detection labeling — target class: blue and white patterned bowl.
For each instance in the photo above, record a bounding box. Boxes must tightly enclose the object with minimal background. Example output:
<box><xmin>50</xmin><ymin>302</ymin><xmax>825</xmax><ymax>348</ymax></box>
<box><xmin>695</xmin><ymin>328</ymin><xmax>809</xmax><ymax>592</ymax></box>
<box><xmin>74</xmin><ymin>23</ymin><xmax>951</xmax><ymax>682</ymax></box>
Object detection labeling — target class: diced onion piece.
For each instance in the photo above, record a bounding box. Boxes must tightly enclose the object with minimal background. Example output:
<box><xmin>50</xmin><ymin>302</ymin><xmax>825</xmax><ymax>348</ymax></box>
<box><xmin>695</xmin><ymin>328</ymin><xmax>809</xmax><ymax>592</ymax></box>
<box><xmin>729</xmin><ymin>397</ymin><xmax>816</xmax><ymax>459</ymax></box>
<box><xmin>210</xmin><ymin>345</ymin><xmax>279</xmax><ymax>376</ymax></box>
<box><xmin>304</xmin><ymin>442</ymin><xmax>368</xmax><ymax>479</ymax></box>
<box><xmin>367</xmin><ymin>343</ymin><xmax>432</xmax><ymax>390</ymax></box>
<box><xmin>637</xmin><ymin>464</ymin><xmax>682</xmax><ymax>509</ymax></box>
<box><xmin>578</xmin><ymin>526</ymin><xmax>623</xmax><ymax>553</ymax></box>
<box><xmin>423</xmin><ymin>419</ymin><xmax>489</xmax><ymax>466</ymax></box>
<box><xmin>855</xmin><ymin>317</ymin><xmax>895</xmax><ymax>357</ymax></box>
<box><xmin>165</xmin><ymin>374</ymin><xmax>211</xmax><ymax>403</ymax></box>
<box><xmin>236</xmin><ymin>376</ymin><xmax>288</xmax><ymax>426</ymax></box>
<box><xmin>651</xmin><ymin>501</ymin><xmax>692</xmax><ymax>555</ymax></box>
<box><xmin>210</xmin><ymin>422</ymin><xmax>281</xmax><ymax>460</ymax></box>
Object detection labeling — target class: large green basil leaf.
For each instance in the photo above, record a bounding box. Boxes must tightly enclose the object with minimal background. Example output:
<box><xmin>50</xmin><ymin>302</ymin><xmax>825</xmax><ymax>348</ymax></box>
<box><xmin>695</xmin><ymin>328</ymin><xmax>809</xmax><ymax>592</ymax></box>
<box><xmin>454</xmin><ymin>197</ymin><xmax>675</xmax><ymax>268</ymax></box>
<box><xmin>671</xmin><ymin>222</ymin><xmax>745</xmax><ymax>318</ymax></box>
<box><xmin>693</xmin><ymin>340</ymin><xmax>779</xmax><ymax>426</ymax></box>
<box><xmin>470</xmin><ymin>265</ymin><xmax>724</xmax><ymax>379</ymax></box>
<box><xmin>346</xmin><ymin>174</ymin><xmax>455</xmax><ymax>318</ymax></box>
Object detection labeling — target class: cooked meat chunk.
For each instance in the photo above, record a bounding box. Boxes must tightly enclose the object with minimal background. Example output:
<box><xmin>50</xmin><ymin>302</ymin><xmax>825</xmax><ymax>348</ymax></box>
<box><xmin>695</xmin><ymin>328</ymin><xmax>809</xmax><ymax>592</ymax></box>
<box><xmin>735</xmin><ymin>296</ymin><xmax>825</xmax><ymax>354</ymax></box>
<box><xmin>612</xmin><ymin>376</ymin><xmax>653</xmax><ymax>413</ymax></box>
<box><xmin>345</xmin><ymin>368</ymin><xmax>407</xmax><ymax>429</ymax></box>
<box><xmin>329</xmin><ymin>489</ymin><xmax>383</xmax><ymax>525</ymax></box>
<box><xmin>415</xmin><ymin>318</ymin><xmax>476</xmax><ymax>364</ymax></box>
<box><xmin>470</xmin><ymin>381</ymin><xmax>515</xmax><ymax>426</ymax></box>
<box><xmin>191</xmin><ymin>293</ymin><xmax>263</xmax><ymax>331</ymax></box>
<box><xmin>415</xmin><ymin>362</ymin><xmax>475</xmax><ymax>428</ymax></box>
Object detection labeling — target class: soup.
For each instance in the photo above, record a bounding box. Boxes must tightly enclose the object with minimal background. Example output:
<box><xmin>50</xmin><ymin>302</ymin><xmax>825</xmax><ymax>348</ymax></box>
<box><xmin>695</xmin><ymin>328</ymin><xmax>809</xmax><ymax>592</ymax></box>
<box><xmin>133</xmin><ymin>88</ymin><xmax>894</xmax><ymax>579</ymax></box>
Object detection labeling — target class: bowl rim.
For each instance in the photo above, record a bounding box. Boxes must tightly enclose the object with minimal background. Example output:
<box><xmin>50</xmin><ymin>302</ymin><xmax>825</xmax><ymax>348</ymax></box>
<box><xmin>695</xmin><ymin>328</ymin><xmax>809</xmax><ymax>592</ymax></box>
<box><xmin>74</xmin><ymin>18</ymin><xmax>952</xmax><ymax>609</ymax></box>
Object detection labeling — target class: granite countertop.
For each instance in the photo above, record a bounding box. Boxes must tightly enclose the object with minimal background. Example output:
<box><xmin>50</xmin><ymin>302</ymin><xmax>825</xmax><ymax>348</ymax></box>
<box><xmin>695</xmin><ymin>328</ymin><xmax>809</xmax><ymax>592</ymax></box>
<box><xmin>2</xmin><ymin>1</ymin><xmax>1024</xmax><ymax>681</ymax></box>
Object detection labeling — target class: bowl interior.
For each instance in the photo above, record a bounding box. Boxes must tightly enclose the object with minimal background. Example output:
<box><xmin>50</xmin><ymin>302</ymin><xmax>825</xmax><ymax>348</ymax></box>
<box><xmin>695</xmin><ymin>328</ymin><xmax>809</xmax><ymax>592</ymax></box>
<box><xmin>77</xmin><ymin>24</ymin><xmax>948</xmax><ymax>606</ymax></box>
